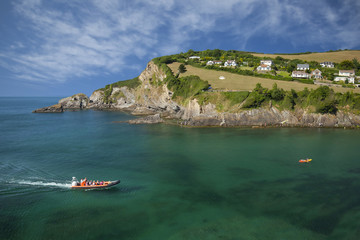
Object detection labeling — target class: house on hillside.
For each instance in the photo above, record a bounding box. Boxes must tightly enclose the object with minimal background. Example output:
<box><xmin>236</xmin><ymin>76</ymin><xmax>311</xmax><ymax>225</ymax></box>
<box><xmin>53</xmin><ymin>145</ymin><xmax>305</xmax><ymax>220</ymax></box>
<box><xmin>311</xmin><ymin>69</ymin><xmax>322</xmax><ymax>79</ymax></box>
<box><xmin>257</xmin><ymin>64</ymin><xmax>271</xmax><ymax>71</ymax></box>
<box><xmin>260</xmin><ymin>60</ymin><xmax>273</xmax><ymax>66</ymax></box>
<box><xmin>334</xmin><ymin>69</ymin><xmax>356</xmax><ymax>83</ymax></box>
<box><xmin>206</xmin><ymin>61</ymin><xmax>214</xmax><ymax>66</ymax></box>
<box><xmin>213</xmin><ymin>60</ymin><xmax>223</xmax><ymax>65</ymax></box>
<box><xmin>224</xmin><ymin>60</ymin><xmax>238</xmax><ymax>67</ymax></box>
<box><xmin>320</xmin><ymin>62</ymin><xmax>334</xmax><ymax>68</ymax></box>
<box><xmin>291</xmin><ymin>71</ymin><xmax>310</xmax><ymax>79</ymax></box>
<box><xmin>297</xmin><ymin>64</ymin><xmax>309</xmax><ymax>70</ymax></box>
<box><xmin>339</xmin><ymin>69</ymin><xmax>355</xmax><ymax>77</ymax></box>
<box><xmin>189</xmin><ymin>56</ymin><xmax>200</xmax><ymax>60</ymax></box>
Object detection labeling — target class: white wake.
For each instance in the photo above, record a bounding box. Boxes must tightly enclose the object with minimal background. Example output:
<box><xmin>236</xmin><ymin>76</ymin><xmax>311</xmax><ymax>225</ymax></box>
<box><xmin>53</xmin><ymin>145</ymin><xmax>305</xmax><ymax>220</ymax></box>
<box><xmin>12</xmin><ymin>180</ymin><xmax>72</xmax><ymax>188</ymax></box>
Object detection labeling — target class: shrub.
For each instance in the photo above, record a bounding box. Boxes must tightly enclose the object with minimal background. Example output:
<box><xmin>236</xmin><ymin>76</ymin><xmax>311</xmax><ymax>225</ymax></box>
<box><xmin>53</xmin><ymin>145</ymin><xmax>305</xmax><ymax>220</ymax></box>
<box><xmin>221</xmin><ymin>91</ymin><xmax>249</xmax><ymax>106</ymax></box>
<box><xmin>170</xmin><ymin>75</ymin><xmax>209</xmax><ymax>99</ymax></box>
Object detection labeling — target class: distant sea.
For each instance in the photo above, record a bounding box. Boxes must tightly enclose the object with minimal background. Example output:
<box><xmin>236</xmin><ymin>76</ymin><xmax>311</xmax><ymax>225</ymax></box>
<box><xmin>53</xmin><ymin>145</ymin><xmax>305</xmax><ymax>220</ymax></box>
<box><xmin>1</xmin><ymin>97</ymin><xmax>360</xmax><ymax>240</ymax></box>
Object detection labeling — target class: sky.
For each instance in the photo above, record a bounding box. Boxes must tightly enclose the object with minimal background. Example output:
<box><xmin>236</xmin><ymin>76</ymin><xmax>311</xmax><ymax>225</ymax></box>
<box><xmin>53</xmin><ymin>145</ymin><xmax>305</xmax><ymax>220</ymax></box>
<box><xmin>0</xmin><ymin>0</ymin><xmax>360</xmax><ymax>97</ymax></box>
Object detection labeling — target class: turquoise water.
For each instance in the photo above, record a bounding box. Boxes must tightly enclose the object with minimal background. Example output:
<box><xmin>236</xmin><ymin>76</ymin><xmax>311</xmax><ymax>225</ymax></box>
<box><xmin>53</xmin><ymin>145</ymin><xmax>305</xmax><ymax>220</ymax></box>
<box><xmin>1</xmin><ymin>97</ymin><xmax>360</xmax><ymax>240</ymax></box>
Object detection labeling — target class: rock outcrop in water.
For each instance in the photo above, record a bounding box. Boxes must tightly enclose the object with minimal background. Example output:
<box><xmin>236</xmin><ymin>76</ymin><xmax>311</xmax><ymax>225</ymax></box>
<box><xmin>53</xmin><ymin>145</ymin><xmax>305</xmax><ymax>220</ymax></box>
<box><xmin>34</xmin><ymin>61</ymin><xmax>360</xmax><ymax>128</ymax></box>
<box><xmin>33</xmin><ymin>103</ymin><xmax>63</xmax><ymax>113</ymax></box>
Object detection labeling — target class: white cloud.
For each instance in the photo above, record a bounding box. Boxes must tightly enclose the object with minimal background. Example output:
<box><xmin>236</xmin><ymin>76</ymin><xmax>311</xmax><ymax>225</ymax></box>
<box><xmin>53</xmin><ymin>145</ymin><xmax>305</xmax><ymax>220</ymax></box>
<box><xmin>0</xmin><ymin>0</ymin><xmax>359</xmax><ymax>84</ymax></box>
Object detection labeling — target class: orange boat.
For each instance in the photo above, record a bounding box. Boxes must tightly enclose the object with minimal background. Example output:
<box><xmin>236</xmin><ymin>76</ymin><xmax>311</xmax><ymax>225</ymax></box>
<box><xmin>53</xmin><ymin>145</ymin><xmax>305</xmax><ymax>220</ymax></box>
<box><xmin>71</xmin><ymin>177</ymin><xmax>120</xmax><ymax>189</ymax></box>
<box><xmin>299</xmin><ymin>158</ymin><xmax>312</xmax><ymax>163</ymax></box>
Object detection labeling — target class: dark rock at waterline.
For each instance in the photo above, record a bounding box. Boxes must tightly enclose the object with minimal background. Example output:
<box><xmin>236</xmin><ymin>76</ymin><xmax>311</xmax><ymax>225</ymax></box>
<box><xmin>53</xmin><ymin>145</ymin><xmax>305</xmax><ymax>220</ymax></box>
<box><xmin>128</xmin><ymin>114</ymin><xmax>164</xmax><ymax>124</ymax></box>
<box><xmin>33</xmin><ymin>103</ymin><xmax>63</xmax><ymax>113</ymax></box>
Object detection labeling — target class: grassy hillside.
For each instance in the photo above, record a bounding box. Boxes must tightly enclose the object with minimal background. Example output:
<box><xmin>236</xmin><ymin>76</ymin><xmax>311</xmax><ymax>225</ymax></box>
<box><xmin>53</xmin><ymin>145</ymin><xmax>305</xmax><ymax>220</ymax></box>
<box><xmin>252</xmin><ymin>50</ymin><xmax>360</xmax><ymax>63</ymax></box>
<box><xmin>168</xmin><ymin>62</ymin><xmax>360</xmax><ymax>94</ymax></box>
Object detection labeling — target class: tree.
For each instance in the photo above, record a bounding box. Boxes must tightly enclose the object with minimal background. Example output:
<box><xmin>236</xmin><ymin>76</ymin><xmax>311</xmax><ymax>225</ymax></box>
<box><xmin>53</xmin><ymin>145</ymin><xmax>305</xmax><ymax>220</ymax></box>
<box><xmin>338</xmin><ymin>60</ymin><xmax>355</xmax><ymax>70</ymax></box>
<box><xmin>352</xmin><ymin>58</ymin><xmax>360</xmax><ymax>70</ymax></box>
<box><xmin>270</xmin><ymin>83</ymin><xmax>285</xmax><ymax>101</ymax></box>
<box><xmin>178</xmin><ymin>64</ymin><xmax>187</xmax><ymax>74</ymax></box>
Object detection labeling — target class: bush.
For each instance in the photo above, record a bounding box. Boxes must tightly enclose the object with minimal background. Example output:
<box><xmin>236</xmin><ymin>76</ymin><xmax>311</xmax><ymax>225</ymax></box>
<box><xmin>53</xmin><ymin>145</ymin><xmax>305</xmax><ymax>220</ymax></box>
<box><xmin>242</xmin><ymin>84</ymin><xmax>269</xmax><ymax>108</ymax></box>
<box><xmin>170</xmin><ymin>75</ymin><xmax>209</xmax><ymax>99</ymax></box>
<box><xmin>221</xmin><ymin>91</ymin><xmax>249</xmax><ymax>106</ymax></box>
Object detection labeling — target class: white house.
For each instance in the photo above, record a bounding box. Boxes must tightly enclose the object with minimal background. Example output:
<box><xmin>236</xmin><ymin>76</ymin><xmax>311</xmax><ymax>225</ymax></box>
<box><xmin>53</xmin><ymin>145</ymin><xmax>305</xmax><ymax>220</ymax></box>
<box><xmin>334</xmin><ymin>76</ymin><xmax>355</xmax><ymax>83</ymax></box>
<box><xmin>339</xmin><ymin>69</ymin><xmax>355</xmax><ymax>77</ymax></box>
<box><xmin>292</xmin><ymin>71</ymin><xmax>310</xmax><ymax>79</ymax></box>
<box><xmin>297</xmin><ymin>64</ymin><xmax>309</xmax><ymax>70</ymax></box>
<box><xmin>189</xmin><ymin>56</ymin><xmax>200</xmax><ymax>60</ymax></box>
<box><xmin>257</xmin><ymin>64</ymin><xmax>271</xmax><ymax>71</ymax></box>
<box><xmin>311</xmin><ymin>69</ymin><xmax>322</xmax><ymax>79</ymax></box>
<box><xmin>260</xmin><ymin>60</ymin><xmax>273</xmax><ymax>66</ymax></box>
<box><xmin>224</xmin><ymin>60</ymin><xmax>238</xmax><ymax>67</ymax></box>
<box><xmin>206</xmin><ymin>61</ymin><xmax>214</xmax><ymax>66</ymax></box>
<box><xmin>334</xmin><ymin>70</ymin><xmax>356</xmax><ymax>83</ymax></box>
<box><xmin>213</xmin><ymin>60</ymin><xmax>223</xmax><ymax>65</ymax></box>
<box><xmin>320</xmin><ymin>62</ymin><xmax>334</xmax><ymax>68</ymax></box>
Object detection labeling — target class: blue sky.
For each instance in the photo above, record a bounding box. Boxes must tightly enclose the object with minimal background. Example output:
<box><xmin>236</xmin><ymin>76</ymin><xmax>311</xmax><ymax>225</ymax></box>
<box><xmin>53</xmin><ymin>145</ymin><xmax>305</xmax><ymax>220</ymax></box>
<box><xmin>1</xmin><ymin>0</ymin><xmax>359</xmax><ymax>97</ymax></box>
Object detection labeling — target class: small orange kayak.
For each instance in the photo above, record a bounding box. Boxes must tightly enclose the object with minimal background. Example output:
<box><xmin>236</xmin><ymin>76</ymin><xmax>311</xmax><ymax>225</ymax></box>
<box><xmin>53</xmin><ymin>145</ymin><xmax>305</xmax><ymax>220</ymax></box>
<box><xmin>299</xmin><ymin>158</ymin><xmax>312</xmax><ymax>163</ymax></box>
<box><xmin>71</xmin><ymin>177</ymin><xmax>120</xmax><ymax>189</ymax></box>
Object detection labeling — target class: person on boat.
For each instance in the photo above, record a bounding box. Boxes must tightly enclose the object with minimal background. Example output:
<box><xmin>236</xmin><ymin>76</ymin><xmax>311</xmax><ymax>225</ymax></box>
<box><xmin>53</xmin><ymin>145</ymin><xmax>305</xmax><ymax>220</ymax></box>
<box><xmin>81</xmin><ymin>178</ymin><xmax>86</xmax><ymax>186</ymax></box>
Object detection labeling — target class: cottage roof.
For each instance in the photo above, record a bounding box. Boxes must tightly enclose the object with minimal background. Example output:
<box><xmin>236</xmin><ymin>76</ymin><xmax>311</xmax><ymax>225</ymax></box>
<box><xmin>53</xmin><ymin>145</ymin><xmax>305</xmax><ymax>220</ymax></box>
<box><xmin>339</xmin><ymin>69</ymin><xmax>355</xmax><ymax>74</ymax></box>
<box><xmin>259</xmin><ymin>64</ymin><xmax>269</xmax><ymax>68</ymax></box>
<box><xmin>297</xmin><ymin>64</ymin><xmax>309</xmax><ymax>68</ymax></box>
<box><xmin>312</xmin><ymin>69</ymin><xmax>322</xmax><ymax>73</ymax></box>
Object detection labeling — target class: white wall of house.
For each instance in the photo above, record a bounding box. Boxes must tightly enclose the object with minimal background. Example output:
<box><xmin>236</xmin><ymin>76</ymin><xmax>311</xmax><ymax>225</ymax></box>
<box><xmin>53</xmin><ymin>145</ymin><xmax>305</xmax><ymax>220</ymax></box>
<box><xmin>334</xmin><ymin>76</ymin><xmax>355</xmax><ymax>83</ymax></box>
<box><xmin>320</xmin><ymin>62</ymin><xmax>334</xmax><ymax>68</ymax></box>
<box><xmin>291</xmin><ymin>71</ymin><xmax>309</xmax><ymax>78</ymax></box>
<box><xmin>260</xmin><ymin>60</ymin><xmax>272</xmax><ymax>66</ymax></box>
<box><xmin>257</xmin><ymin>65</ymin><xmax>271</xmax><ymax>71</ymax></box>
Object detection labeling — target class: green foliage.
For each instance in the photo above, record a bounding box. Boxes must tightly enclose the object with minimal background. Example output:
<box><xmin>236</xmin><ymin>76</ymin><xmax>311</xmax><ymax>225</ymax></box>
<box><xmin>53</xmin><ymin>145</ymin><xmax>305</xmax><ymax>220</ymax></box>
<box><xmin>169</xmin><ymin>75</ymin><xmax>209</xmax><ymax>100</ymax></box>
<box><xmin>178</xmin><ymin>64</ymin><xmax>187</xmax><ymax>73</ymax></box>
<box><xmin>338</xmin><ymin>60</ymin><xmax>355</xmax><ymax>70</ymax></box>
<box><xmin>270</xmin><ymin>83</ymin><xmax>285</xmax><ymax>101</ymax></box>
<box><xmin>281</xmin><ymin>90</ymin><xmax>297</xmax><ymax>110</ymax></box>
<box><xmin>111</xmin><ymin>77</ymin><xmax>141</xmax><ymax>89</ymax></box>
<box><xmin>221</xmin><ymin>91</ymin><xmax>249</xmax><ymax>106</ymax></box>
<box><xmin>103</xmin><ymin>84</ymin><xmax>113</xmax><ymax>104</ymax></box>
<box><xmin>242</xmin><ymin>84</ymin><xmax>269</xmax><ymax>108</ymax></box>
<box><xmin>307</xmin><ymin>86</ymin><xmax>338</xmax><ymax>114</ymax></box>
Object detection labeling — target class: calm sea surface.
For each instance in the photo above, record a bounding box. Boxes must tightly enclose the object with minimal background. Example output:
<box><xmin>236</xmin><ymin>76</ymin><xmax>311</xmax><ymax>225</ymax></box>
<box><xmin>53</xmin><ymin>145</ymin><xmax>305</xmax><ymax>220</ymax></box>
<box><xmin>1</xmin><ymin>97</ymin><xmax>360</xmax><ymax>240</ymax></box>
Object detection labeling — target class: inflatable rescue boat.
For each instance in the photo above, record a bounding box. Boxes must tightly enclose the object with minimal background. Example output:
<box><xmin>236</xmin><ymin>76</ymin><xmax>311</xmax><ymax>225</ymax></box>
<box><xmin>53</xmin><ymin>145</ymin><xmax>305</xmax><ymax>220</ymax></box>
<box><xmin>299</xmin><ymin>158</ymin><xmax>312</xmax><ymax>163</ymax></box>
<box><xmin>71</xmin><ymin>177</ymin><xmax>120</xmax><ymax>189</ymax></box>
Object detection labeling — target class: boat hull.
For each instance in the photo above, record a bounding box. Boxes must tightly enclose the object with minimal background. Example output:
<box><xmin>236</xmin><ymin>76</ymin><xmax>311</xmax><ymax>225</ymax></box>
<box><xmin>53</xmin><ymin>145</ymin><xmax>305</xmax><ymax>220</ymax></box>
<box><xmin>71</xmin><ymin>180</ymin><xmax>120</xmax><ymax>189</ymax></box>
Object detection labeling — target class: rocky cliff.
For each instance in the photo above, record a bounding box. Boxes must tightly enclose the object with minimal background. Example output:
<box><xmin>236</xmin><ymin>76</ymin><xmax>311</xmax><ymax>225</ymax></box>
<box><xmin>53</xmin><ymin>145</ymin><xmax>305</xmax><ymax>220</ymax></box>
<box><xmin>33</xmin><ymin>61</ymin><xmax>360</xmax><ymax>128</ymax></box>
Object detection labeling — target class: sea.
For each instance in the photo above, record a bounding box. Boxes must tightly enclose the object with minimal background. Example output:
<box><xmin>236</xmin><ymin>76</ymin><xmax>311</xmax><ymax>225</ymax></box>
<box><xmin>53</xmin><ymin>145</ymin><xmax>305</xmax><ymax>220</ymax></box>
<box><xmin>1</xmin><ymin>97</ymin><xmax>360</xmax><ymax>240</ymax></box>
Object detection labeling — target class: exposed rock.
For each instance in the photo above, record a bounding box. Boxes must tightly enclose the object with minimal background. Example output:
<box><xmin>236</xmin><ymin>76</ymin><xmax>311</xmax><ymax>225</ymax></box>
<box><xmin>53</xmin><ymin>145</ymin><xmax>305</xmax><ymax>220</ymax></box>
<box><xmin>33</xmin><ymin>103</ymin><xmax>63</xmax><ymax>113</ymax></box>
<box><xmin>180</xmin><ymin>105</ymin><xmax>360</xmax><ymax>128</ymax></box>
<box><xmin>59</xmin><ymin>93</ymin><xmax>89</xmax><ymax>109</ymax></box>
<box><xmin>89</xmin><ymin>90</ymin><xmax>105</xmax><ymax>108</ymax></box>
<box><xmin>128</xmin><ymin>114</ymin><xmax>164</xmax><ymax>124</ymax></box>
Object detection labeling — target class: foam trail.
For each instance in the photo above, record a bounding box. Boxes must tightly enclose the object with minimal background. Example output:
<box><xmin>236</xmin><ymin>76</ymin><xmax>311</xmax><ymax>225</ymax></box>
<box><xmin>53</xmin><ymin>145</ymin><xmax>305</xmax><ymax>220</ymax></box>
<box><xmin>12</xmin><ymin>180</ymin><xmax>72</xmax><ymax>188</ymax></box>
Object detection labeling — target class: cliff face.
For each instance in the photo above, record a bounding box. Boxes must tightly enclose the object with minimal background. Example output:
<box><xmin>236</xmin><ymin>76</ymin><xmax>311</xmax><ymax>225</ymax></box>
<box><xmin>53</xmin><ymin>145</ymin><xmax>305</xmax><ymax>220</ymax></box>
<box><xmin>87</xmin><ymin>61</ymin><xmax>183</xmax><ymax>116</ymax></box>
<box><xmin>33</xmin><ymin>61</ymin><xmax>360</xmax><ymax>127</ymax></box>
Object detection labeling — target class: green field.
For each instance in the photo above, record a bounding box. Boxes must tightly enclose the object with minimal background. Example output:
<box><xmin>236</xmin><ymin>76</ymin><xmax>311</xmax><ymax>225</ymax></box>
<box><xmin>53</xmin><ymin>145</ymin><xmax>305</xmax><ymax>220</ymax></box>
<box><xmin>168</xmin><ymin>62</ymin><xmax>360</xmax><ymax>93</ymax></box>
